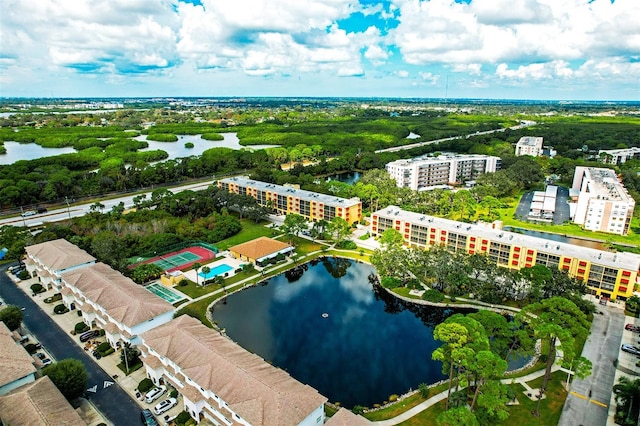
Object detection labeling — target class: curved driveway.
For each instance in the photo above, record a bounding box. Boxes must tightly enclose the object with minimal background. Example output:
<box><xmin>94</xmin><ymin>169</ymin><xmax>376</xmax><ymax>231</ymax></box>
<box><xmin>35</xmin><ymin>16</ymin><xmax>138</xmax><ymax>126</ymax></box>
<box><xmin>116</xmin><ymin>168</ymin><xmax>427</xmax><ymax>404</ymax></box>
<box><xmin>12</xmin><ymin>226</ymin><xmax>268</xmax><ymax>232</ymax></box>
<box><xmin>0</xmin><ymin>265</ymin><xmax>141</xmax><ymax>426</ymax></box>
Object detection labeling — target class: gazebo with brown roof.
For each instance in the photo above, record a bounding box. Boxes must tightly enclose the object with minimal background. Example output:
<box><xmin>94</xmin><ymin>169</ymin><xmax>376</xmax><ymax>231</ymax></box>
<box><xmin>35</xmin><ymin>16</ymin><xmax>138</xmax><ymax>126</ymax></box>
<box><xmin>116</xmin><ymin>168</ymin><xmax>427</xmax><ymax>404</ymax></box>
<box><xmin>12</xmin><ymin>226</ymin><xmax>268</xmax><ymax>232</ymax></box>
<box><xmin>228</xmin><ymin>236</ymin><xmax>294</xmax><ymax>266</ymax></box>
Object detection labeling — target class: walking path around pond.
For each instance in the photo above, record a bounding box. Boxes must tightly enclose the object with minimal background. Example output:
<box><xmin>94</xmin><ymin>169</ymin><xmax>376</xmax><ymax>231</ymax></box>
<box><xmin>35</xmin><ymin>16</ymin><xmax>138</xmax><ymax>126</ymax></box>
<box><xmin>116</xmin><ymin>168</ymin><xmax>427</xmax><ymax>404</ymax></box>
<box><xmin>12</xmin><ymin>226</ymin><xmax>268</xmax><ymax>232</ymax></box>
<box><xmin>371</xmin><ymin>364</ymin><xmax>572</xmax><ymax>426</ymax></box>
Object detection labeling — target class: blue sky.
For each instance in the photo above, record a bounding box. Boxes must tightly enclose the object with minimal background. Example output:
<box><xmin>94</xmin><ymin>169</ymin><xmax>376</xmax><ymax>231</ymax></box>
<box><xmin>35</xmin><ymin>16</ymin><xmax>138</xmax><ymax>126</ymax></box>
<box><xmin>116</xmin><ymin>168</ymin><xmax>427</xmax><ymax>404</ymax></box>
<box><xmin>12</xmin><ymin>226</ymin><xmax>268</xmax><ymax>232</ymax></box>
<box><xmin>1</xmin><ymin>0</ymin><xmax>638</xmax><ymax>100</ymax></box>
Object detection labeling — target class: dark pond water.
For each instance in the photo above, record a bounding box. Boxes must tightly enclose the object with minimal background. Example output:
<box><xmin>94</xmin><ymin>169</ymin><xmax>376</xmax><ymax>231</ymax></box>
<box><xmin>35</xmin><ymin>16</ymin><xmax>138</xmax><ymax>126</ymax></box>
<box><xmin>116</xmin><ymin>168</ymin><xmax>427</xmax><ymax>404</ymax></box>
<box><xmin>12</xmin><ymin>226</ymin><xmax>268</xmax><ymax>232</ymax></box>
<box><xmin>211</xmin><ymin>257</ymin><xmax>473</xmax><ymax>408</ymax></box>
<box><xmin>326</xmin><ymin>171</ymin><xmax>361</xmax><ymax>184</ymax></box>
<box><xmin>503</xmin><ymin>226</ymin><xmax>605</xmax><ymax>250</ymax></box>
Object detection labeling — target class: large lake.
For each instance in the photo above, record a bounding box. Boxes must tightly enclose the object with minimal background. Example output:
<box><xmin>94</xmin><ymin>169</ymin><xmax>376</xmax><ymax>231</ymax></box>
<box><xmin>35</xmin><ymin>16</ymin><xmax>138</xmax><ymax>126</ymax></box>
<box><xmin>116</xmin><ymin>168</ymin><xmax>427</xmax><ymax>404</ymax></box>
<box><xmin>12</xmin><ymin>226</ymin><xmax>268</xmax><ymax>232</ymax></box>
<box><xmin>0</xmin><ymin>133</ymin><xmax>277</xmax><ymax>165</ymax></box>
<box><xmin>211</xmin><ymin>258</ymin><xmax>470</xmax><ymax>408</ymax></box>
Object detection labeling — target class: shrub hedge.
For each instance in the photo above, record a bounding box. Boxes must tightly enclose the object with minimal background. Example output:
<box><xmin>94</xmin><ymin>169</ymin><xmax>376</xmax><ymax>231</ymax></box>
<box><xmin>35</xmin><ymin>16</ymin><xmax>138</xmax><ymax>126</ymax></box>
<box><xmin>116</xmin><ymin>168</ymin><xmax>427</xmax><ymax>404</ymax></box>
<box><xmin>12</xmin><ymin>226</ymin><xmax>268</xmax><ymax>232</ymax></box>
<box><xmin>53</xmin><ymin>304</ymin><xmax>69</xmax><ymax>314</ymax></box>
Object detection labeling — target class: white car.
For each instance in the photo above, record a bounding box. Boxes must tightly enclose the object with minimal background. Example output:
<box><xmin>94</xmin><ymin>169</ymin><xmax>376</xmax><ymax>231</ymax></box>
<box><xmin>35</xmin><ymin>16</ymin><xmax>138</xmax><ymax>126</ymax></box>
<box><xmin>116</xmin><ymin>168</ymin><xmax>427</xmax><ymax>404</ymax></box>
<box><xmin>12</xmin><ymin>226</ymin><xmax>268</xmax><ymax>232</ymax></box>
<box><xmin>153</xmin><ymin>397</ymin><xmax>177</xmax><ymax>415</ymax></box>
<box><xmin>144</xmin><ymin>385</ymin><xmax>167</xmax><ymax>403</ymax></box>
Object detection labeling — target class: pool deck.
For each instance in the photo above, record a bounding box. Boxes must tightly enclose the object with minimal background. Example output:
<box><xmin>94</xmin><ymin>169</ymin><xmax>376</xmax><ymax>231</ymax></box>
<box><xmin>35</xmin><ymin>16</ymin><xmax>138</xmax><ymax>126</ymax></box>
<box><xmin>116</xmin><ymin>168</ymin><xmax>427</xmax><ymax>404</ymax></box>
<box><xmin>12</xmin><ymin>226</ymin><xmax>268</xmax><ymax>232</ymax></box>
<box><xmin>182</xmin><ymin>252</ymin><xmax>244</xmax><ymax>284</ymax></box>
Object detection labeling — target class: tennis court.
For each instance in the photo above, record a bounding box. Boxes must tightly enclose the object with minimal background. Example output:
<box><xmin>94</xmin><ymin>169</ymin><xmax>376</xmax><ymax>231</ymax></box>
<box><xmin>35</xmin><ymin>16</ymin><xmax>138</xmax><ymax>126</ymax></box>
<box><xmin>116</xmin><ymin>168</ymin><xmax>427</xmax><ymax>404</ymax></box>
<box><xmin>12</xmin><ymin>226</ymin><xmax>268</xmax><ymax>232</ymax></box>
<box><xmin>132</xmin><ymin>245</ymin><xmax>217</xmax><ymax>273</ymax></box>
<box><xmin>145</xmin><ymin>282</ymin><xmax>187</xmax><ymax>304</ymax></box>
<box><xmin>152</xmin><ymin>251</ymin><xmax>202</xmax><ymax>270</ymax></box>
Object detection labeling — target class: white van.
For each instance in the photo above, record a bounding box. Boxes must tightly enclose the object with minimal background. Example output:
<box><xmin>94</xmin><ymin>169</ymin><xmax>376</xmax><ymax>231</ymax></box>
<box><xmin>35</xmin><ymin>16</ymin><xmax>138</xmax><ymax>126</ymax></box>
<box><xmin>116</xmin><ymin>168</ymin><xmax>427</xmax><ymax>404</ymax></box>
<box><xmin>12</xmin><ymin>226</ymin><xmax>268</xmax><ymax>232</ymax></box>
<box><xmin>145</xmin><ymin>385</ymin><xmax>167</xmax><ymax>403</ymax></box>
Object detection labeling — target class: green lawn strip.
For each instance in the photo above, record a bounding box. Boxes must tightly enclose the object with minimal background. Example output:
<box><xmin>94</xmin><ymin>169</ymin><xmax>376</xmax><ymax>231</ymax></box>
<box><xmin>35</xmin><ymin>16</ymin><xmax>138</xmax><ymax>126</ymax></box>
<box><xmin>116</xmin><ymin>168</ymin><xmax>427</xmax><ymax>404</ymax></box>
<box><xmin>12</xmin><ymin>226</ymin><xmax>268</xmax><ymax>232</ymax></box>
<box><xmin>177</xmin><ymin>294</ymin><xmax>223</xmax><ymax>328</ymax></box>
<box><xmin>493</xmin><ymin>194</ymin><xmax>640</xmax><ymax>248</ymax></box>
<box><xmin>364</xmin><ymin>383</ymin><xmax>449</xmax><ymax>421</ymax></box>
<box><xmin>393</xmin><ymin>372</ymin><xmax>567</xmax><ymax>425</ymax></box>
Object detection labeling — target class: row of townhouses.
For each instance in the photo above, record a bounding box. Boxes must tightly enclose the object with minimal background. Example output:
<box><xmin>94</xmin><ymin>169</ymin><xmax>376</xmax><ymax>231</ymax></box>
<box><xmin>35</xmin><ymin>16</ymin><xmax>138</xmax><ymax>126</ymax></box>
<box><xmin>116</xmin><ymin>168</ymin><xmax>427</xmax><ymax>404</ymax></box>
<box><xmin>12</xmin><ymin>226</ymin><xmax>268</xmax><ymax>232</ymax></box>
<box><xmin>21</xmin><ymin>238</ymin><xmax>367</xmax><ymax>426</ymax></box>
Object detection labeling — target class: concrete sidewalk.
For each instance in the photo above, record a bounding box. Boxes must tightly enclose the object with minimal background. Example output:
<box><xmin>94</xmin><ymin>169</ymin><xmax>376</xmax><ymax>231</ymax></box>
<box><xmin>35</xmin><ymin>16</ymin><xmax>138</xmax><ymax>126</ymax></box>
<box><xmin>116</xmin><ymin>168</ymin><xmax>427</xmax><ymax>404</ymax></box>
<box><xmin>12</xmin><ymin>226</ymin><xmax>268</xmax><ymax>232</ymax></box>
<box><xmin>372</xmin><ymin>364</ymin><xmax>570</xmax><ymax>425</ymax></box>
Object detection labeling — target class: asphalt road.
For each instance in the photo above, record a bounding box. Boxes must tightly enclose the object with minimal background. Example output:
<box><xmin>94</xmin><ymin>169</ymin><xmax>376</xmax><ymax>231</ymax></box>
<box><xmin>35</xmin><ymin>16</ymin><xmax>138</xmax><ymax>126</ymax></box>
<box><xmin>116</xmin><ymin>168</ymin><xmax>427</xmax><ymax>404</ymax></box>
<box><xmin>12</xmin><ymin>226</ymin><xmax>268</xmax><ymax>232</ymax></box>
<box><xmin>558</xmin><ymin>305</ymin><xmax>625</xmax><ymax>426</ymax></box>
<box><xmin>0</xmin><ymin>265</ymin><xmax>141</xmax><ymax>426</ymax></box>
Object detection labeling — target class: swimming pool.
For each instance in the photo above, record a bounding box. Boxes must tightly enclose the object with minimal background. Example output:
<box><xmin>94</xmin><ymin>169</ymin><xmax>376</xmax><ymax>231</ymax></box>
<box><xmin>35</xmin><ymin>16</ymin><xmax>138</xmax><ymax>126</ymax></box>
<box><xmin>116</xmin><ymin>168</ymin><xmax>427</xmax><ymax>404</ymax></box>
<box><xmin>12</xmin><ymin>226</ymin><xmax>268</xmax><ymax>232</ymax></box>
<box><xmin>199</xmin><ymin>263</ymin><xmax>233</xmax><ymax>280</ymax></box>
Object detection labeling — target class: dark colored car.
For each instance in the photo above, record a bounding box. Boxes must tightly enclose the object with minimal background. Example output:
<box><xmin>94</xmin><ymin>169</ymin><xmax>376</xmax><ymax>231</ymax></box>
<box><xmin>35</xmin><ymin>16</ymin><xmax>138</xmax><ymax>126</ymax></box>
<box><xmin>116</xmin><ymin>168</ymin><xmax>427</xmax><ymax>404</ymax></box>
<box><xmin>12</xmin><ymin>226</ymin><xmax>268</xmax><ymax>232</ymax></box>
<box><xmin>141</xmin><ymin>409</ymin><xmax>159</xmax><ymax>426</ymax></box>
<box><xmin>36</xmin><ymin>207</ymin><xmax>48</xmax><ymax>214</ymax></box>
<box><xmin>79</xmin><ymin>330</ymin><xmax>99</xmax><ymax>342</ymax></box>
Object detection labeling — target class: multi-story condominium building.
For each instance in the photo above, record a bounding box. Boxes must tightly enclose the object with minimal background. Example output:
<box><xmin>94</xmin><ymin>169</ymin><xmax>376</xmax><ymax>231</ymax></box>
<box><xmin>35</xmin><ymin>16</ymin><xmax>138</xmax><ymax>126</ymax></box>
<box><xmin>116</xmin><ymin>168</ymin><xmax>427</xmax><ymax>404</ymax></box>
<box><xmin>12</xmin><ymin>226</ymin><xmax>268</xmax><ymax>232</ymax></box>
<box><xmin>218</xmin><ymin>177</ymin><xmax>362</xmax><ymax>225</ymax></box>
<box><xmin>571</xmin><ymin>167</ymin><xmax>635</xmax><ymax>235</ymax></box>
<box><xmin>60</xmin><ymin>263</ymin><xmax>174</xmax><ymax>347</ymax></box>
<box><xmin>371</xmin><ymin>206</ymin><xmax>640</xmax><ymax>301</ymax></box>
<box><xmin>598</xmin><ymin>147</ymin><xmax>640</xmax><ymax>165</ymax></box>
<box><xmin>24</xmin><ymin>238</ymin><xmax>96</xmax><ymax>291</ymax></box>
<box><xmin>140</xmin><ymin>315</ymin><xmax>327</xmax><ymax>426</ymax></box>
<box><xmin>385</xmin><ymin>154</ymin><xmax>501</xmax><ymax>190</ymax></box>
<box><xmin>0</xmin><ymin>322</ymin><xmax>37</xmax><ymax>396</ymax></box>
<box><xmin>24</xmin><ymin>239</ymin><xmax>174</xmax><ymax>348</ymax></box>
<box><xmin>515</xmin><ymin>136</ymin><xmax>544</xmax><ymax>156</ymax></box>
<box><xmin>0</xmin><ymin>376</ymin><xmax>85</xmax><ymax>425</ymax></box>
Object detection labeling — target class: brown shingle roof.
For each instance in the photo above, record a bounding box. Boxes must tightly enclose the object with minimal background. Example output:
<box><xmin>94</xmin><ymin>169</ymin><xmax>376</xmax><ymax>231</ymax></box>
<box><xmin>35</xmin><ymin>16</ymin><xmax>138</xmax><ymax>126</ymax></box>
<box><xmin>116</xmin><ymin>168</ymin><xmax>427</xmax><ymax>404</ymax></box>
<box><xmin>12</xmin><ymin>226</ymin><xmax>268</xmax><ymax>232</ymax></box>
<box><xmin>325</xmin><ymin>408</ymin><xmax>371</xmax><ymax>425</ymax></box>
<box><xmin>0</xmin><ymin>323</ymin><xmax>36</xmax><ymax>388</ymax></box>
<box><xmin>25</xmin><ymin>239</ymin><xmax>95</xmax><ymax>272</ymax></box>
<box><xmin>61</xmin><ymin>263</ymin><xmax>173</xmax><ymax>328</ymax></box>
<box><xmin>0</xmin><ymin>376</ymin><xmax>85</xmax><ymax>425</ymax></box>
<box><xmin>229</xmin><ymin>237</ymin><xmax>293</xmax><ymax>261</ymax></box>
<box><xmin>142</xmin><ymin>316</ymin><xmax>327</xmax><ymax>426</ymax></box>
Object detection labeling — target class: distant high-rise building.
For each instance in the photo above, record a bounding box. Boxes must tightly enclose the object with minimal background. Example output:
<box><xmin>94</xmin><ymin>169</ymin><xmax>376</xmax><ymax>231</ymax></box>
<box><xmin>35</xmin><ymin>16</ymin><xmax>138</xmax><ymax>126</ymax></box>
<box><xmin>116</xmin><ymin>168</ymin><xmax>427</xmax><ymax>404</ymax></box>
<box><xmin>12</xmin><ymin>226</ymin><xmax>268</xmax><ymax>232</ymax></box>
<box><xmin>385</xmin><ymin>154</ymin><xmax>501</xmax><ymax>191</ymax></box>
<box><xmin>598</xmin><ymin>147</ymin><xmax>640</xmax><ymax>165</ymax></box>
<box><xmin>571</xmin><ymin>167</ymin><xmax>635</xmax><ymax>235</ymax></box>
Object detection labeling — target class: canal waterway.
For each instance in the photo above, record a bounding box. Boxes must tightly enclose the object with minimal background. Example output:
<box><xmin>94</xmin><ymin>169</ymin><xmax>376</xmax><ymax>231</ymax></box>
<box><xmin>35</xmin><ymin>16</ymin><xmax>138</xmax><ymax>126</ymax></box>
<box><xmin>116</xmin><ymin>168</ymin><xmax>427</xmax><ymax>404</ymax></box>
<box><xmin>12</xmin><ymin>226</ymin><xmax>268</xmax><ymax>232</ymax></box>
<box><xmin>0</xmin><ymin>132</ymin><xmax>277</xmax><ymax>165</ymax></box>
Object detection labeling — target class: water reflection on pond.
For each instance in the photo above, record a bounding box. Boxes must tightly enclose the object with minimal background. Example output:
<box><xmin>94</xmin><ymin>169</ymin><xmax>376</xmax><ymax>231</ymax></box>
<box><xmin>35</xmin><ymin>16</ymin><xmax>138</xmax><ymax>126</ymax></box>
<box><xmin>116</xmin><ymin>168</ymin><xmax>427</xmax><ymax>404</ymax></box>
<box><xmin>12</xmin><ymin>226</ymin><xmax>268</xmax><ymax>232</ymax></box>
<box><xmin>211</xmin><ymin>257</ymin><xmax>474</xmax><ymax>408</ymax></box>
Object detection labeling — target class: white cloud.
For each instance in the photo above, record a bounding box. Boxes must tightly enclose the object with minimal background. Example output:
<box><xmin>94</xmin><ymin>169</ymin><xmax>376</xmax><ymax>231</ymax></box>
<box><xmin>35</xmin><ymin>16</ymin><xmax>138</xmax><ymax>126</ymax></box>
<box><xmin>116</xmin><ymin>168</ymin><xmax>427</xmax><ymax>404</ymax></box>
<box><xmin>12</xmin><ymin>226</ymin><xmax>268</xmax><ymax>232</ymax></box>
<box><xmin>396</xmin><ymin>70</ymin><xmax>409</xmax><ymax>78</ymax></box>
<box><xmin>419</xmin><ymin>71</ymin><xmax>439</xmax><ymax>85</ymax></box>
<box><xmin>495</xmin><ymin>60</ymin><xmax>573</xmax><ymax>80</ymax></box>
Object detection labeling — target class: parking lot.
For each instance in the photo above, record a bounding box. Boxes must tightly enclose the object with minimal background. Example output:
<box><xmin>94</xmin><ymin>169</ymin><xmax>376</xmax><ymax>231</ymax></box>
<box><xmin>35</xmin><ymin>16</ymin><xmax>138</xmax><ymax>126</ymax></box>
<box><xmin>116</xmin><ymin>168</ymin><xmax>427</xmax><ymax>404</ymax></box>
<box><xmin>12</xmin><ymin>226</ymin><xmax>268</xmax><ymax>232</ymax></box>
<box><xmin>515</xmin><ymin>186</ymin><xmax>571</xmax><ymax>224</ymax></box>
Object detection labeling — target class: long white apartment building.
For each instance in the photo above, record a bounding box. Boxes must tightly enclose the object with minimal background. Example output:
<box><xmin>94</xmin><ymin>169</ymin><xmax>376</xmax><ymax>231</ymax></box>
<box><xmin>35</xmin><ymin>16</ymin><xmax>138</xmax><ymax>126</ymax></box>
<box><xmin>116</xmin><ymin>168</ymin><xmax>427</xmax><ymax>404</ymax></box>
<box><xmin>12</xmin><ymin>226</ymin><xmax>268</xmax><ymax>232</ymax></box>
<box><xmin>598</xmin><ymin>147</ymin><xmax>640</xmax><ymax>165</ymax></box>
<box><xmin>571</xmin><ymin>167</ymin><xmax>635</xmax><ymax>235</ymax></box>
<box><xmin>140</xmin><ymin>315</ymin><xmax>328</xmax><ymax>426</ymax></box>
<box><xmin>386</xmin><ymin>154</ymin><xmax>501</xmax><ymax>190</ymax></box>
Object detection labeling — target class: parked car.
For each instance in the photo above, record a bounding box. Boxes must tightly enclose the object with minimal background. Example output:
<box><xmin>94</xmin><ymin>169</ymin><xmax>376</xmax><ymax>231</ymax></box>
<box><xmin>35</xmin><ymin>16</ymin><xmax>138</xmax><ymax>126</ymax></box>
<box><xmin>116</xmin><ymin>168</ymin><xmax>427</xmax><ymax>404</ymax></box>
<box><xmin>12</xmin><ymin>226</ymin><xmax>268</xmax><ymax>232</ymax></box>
<box><xmin>621</xmin><ymin>344</ymin><xmax>640</xmax><ymax>356</ymax></box>
<box><xmin>625</xmin><ymin>324</ymin><xmax>640</xmax><ymax>332</ymax></box>
<box><xmin>36</xmin><ymin>352</ymin><xmax>46</xmax><ymax>360</ymax></box>
<box><xmin>144</xmin><ymin>385</ymin><xmax>167</xmax><ymax>404</ymax></box>
<box><xmin>140</xmin><ymin>409</ymin><xmax>159</xmax><ymax>426</ymax></box>
<box><xmin>79</xmin><ymin>330</ymin><xmax>99</xmax><ymax>342</ymax></box>
<box><xmin>41</xmin><ymin>358</ymin><xmax>52</xmax><ymax>366</ymax></box>
<box><xmin>8</xmin><ymin>264</ymin><xmax>24</xmax><ymax>274</ymax></box>
<box><xmin>153</xmin><ymin>397</ymin><xmax>177</xmax><ymax>415</ymax></box>
<box><xmin>92</xmin><ymin>350</ymin><xmax>102</xmax><ymax>360</ymax></box>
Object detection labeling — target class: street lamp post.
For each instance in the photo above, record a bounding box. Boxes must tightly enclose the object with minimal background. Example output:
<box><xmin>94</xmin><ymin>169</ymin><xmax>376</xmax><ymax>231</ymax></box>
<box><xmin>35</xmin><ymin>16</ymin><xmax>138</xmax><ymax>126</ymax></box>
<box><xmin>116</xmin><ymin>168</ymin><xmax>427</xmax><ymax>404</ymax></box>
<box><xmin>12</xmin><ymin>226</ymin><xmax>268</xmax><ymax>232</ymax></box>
<box><xmin>64</xmin><ymin>196</ymin><xmax>71</xmax><ymax>219</ymax></box>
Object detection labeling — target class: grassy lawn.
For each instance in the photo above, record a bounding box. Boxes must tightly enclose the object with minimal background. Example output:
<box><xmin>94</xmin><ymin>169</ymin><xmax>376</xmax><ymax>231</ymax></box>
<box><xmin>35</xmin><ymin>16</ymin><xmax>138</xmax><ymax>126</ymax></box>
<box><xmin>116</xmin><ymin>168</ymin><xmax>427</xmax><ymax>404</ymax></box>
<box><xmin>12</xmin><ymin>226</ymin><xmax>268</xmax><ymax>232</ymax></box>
<box><xmin>391</xmin><ymin>371</ymin><xmax>567</xmax><ymax>425</ymax></box>
<box><xmin>214</xmin><ymin>219</ymin><xmax>276</xmax><ymax>251</ymax></box>
<box><xmin>364</xmin><ymin>383</ymin><xmax>449</xmax><ymax>422</ymax></box>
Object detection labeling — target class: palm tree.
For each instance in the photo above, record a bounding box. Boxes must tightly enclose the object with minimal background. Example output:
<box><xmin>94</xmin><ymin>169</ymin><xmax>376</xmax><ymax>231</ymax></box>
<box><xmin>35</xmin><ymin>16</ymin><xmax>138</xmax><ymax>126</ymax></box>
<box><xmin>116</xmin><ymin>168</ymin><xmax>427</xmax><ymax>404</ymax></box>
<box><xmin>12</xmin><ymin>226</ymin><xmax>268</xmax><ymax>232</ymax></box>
<box><xmin>193</xmin><ymin>262</ymin><xmax>202</xmax><ymax>286</ymax></box>
<box><xmin>613</xmin><ymin>377</ymin><xmax>640</xmax><ymax>425</ymax></box>
<box><xmin>201</xmin><ymin>266</ymin><xmax>211</xmax><ymax>285</ymax></box>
